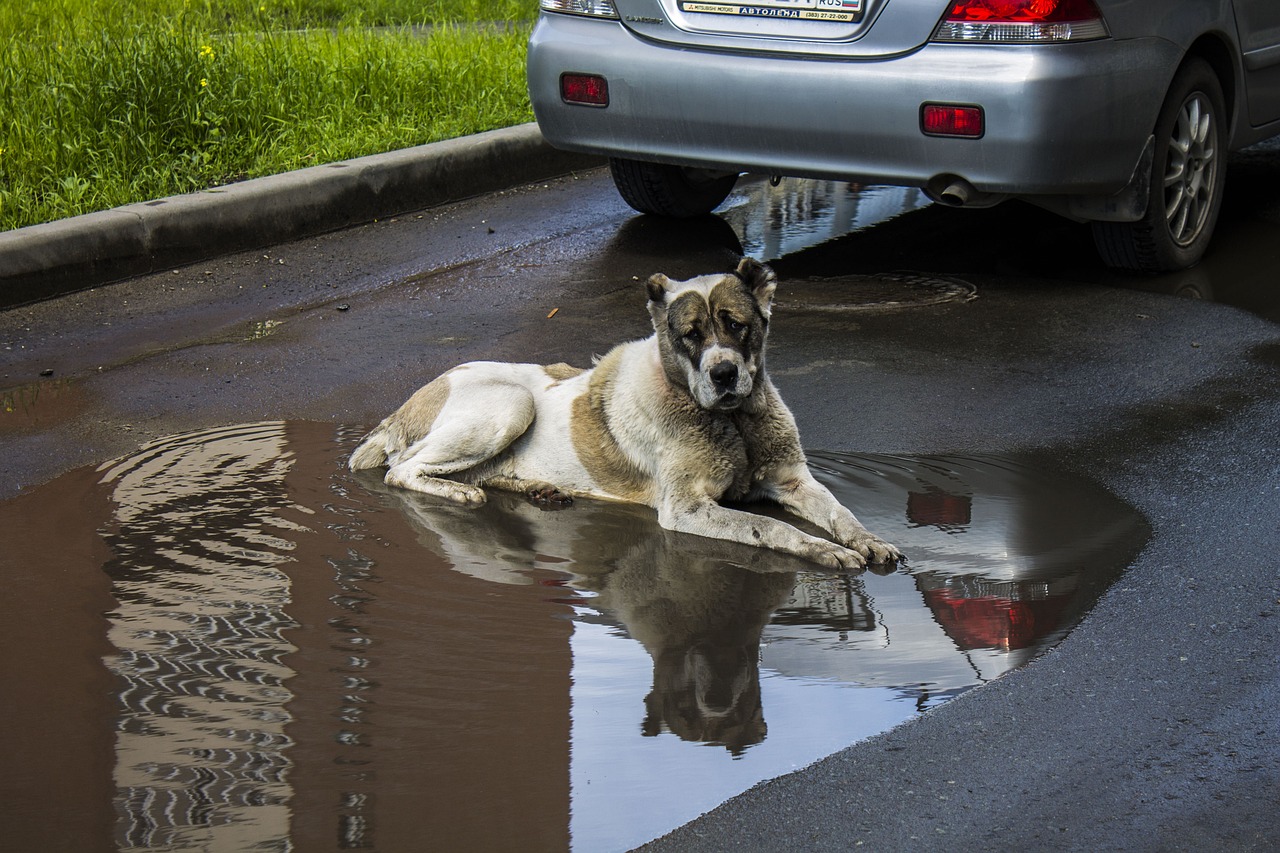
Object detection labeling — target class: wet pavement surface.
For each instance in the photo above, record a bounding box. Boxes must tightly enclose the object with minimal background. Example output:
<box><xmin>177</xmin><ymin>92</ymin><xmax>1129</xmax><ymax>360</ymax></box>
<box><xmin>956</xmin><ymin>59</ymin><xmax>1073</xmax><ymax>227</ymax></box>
<box><xmin>2</xmin><ymin>140</ymin><xmax>1279</xmax><ymax>851</ymax></box>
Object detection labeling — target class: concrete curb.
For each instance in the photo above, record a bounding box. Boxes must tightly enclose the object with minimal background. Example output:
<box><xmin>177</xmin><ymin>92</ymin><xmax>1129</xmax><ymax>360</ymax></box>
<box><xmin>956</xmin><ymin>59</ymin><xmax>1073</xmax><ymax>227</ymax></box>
<box><xmin>0</xmin><ymin>123</ymin><xmax>601</xmax><ymax>308</ymax></box>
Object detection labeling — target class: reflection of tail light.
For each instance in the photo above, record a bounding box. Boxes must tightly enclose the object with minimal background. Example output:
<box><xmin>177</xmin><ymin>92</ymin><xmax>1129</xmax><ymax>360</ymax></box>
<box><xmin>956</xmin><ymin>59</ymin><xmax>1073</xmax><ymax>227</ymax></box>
<box><xmin>908</xmin><ymin>491</ymin><xmax>972</xmax><ymax>527</ymax></box>
<box><xmin>539</xmin><ymin>577</ymin><xmax>584</xmax><ymax>607</ymax></box>
<box><xmin>923</xmin><ymin>588</ymin><xmax>1067</xmax><ymax>650</ymax></box>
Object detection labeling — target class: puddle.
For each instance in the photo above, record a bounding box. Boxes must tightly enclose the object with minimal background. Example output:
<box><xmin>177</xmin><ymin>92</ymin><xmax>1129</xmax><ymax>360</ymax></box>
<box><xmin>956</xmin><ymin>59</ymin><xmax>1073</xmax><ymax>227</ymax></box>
<box><xmin>1110</xmin><ymin>214</ymin><xmax>1280</xmax><ymax>323</ymax></box>
<box><xmin>721</xmin><ymin>177</ymin><xmax>931</xmax><ymax>263</ymax></box>
<box><xmin>599</xmin><ymin>179</ymin><xmax>972</xmax><ymax>312</ymax></box>
<box><xmin>0</xmin><ymin>376</ymin><xmax>87</xmax><ymax>434</ymax></box>
<box><xmin>0</xmin><ymin>422</ymin><xmax>1149</xmax><ymax>852</ymax></box>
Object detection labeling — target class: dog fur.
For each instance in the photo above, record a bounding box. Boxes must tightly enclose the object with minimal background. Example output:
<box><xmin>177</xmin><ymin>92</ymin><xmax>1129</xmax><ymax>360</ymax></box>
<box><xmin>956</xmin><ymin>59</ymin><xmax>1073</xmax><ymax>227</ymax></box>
<box><xmin>348</xmin><ymin>257</ymin><xmax>900</xmax><ymax>569</ymax></box>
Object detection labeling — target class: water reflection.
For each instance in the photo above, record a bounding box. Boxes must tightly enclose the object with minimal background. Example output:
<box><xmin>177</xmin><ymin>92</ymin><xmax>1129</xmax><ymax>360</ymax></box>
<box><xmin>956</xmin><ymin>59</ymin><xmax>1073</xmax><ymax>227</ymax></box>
<box><xmin>97</xmin><ymin>423</ymin><xmax>300</xmax><ymax>851</ymax></box>
<box><xmin>721</xmin><ymin>177</ymin><xmax>930</xmax><ymax>263</ymax></box>
<box><xmin>598</xmin><ymin>176</ymin><xmax>932</xmax><ymax>277</ymax></box>
<box><xmin>597</xmin><ymin>180</ymin><xmax>966</xmax><ymax>314</ymax></box>
<box><xmin>0</xmin><ymin>423</ymin><xmax>1148</xmax><ymax>852</ymax></box>
<box><xmin>1112</xmin><ymin>210</ymin><xmax>1280</xmax><ymax>323</ymax></box>
<box><xmin>0</xmin><ymin>375</ymin><xmax>84</xmax><ymax>434</ymax></box>
<box><xmin>363</xmin><ymin>476</ymin><xmax>802</xmax><ymax>757</ymax></box>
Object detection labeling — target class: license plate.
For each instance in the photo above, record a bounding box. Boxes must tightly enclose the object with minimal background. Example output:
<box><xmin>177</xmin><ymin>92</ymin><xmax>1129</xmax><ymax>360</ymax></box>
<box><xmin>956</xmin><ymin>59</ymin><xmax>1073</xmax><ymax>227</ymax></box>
<box><xmin>681</xmin><ymin>0</ymin><xmax>862</xmax><ymax>21</ymax></box>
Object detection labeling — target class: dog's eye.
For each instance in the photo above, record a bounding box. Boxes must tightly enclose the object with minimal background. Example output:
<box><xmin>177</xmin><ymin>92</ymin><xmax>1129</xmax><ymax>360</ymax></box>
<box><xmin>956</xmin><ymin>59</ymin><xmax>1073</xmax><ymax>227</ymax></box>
<box><xmin>684</xmin><ymin>329</ymin><xmax>703</xmax><ymax>344</ymax></box>
<box><xmin>719</xmin><ymin>311</ymin><xmax>747</xmax><ymax>334</ymax></box>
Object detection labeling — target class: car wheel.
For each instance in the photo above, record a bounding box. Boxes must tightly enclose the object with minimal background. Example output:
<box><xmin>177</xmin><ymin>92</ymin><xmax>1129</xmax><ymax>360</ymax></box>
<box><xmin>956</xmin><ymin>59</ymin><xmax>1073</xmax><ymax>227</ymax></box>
<box><xmin>609</xmin><ymin>158</ymin><xmax>739</xmax><ymax>218</ymax></box>
<box><xmin>1092</xmin><ymin>58</ymin><xmax>1227</xmax><ymax>273</ymax></box>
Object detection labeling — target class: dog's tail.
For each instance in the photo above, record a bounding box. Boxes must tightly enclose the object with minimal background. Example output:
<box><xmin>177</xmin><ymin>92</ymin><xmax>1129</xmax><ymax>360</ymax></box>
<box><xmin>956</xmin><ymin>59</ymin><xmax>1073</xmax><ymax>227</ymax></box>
<box><xmin>348</xmin><ymin>424</ymin><xmax>391</xmax><ymax>471</ymax></box>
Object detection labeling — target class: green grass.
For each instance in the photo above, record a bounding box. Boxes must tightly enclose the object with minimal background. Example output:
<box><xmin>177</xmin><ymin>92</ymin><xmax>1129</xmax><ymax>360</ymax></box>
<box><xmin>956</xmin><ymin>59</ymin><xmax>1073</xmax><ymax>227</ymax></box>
<box><xmin>0</xmin><ymin>0</ymin><xmax>537</xmax><ymax>230</ymax></box>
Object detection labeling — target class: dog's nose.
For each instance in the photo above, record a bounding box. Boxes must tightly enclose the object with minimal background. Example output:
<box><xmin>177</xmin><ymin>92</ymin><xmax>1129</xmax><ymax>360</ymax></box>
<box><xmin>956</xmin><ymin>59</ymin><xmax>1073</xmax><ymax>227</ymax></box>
<box><xmin>709</xmin><ymin>361</ymin><xmax>738</xmax><ymax>389</ymax></box>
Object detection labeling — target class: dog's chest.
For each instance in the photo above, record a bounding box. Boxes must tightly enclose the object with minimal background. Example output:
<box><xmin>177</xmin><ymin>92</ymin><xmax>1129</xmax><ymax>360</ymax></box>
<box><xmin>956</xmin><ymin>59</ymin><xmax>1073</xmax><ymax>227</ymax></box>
<box><xmin>695</xmin><ymin>413</ymin><xmax>779</xmax><ymax>502</ymax></box>
<box><xmin>722</xmin><ymin>403</ymin><xmax>804</xmax><ymax>500</ymax></box>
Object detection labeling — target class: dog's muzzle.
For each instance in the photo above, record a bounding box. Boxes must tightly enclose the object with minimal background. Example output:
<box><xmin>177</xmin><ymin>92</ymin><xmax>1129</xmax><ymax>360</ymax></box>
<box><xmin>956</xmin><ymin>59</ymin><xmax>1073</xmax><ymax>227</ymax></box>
<box><xmin>701</xmin><ymin>358</ymin><xmax>751</xmax><ymax>410</ymax></box>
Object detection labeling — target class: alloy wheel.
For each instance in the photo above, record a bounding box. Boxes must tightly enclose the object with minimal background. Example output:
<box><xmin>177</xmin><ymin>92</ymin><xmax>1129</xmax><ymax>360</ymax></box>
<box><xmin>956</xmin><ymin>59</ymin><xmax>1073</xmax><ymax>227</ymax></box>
<box><xmin>1163</xmin><ymin>92</ymin><xmax>1218</xmax><ymax>247</ymax></box>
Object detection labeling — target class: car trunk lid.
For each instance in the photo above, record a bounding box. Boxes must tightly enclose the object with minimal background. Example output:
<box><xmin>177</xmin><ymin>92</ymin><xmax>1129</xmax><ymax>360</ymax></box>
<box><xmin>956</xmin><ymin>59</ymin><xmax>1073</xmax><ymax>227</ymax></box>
<box><xmin>613</xmin><ymin>0</ymin><xmax>949</xmax><ymax>57</ymax></box>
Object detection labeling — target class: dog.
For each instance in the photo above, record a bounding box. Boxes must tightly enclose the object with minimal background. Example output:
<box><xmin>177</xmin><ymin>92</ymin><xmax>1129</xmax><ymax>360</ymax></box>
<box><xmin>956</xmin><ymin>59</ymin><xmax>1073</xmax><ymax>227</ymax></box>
<box><xmin>348</xmin><ymin>257</ymin><xmax>900</xmax><ymax>569</ymax></box>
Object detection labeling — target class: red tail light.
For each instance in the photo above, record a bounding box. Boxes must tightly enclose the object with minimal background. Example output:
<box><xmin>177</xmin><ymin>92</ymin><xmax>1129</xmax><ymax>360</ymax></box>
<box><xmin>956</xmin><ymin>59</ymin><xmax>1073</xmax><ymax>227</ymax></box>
<box><xmin>945</xmin><ymin>0</ymin><xmax>1101</xmax><ymax>22</ymax></box>
<box><xmin>561</xmin><ymin>73</ymin><xmax>609</xmax><ymax>107</ymax></box>
<box><xmin>921</xmin><ymin>104</ymin><xmax>984</xmax><ymax>138</ymax></box>
<box><xmin>933</xmin><ymin>0</ymin><xmax>1108</xmax><ymax>41</ymax></box>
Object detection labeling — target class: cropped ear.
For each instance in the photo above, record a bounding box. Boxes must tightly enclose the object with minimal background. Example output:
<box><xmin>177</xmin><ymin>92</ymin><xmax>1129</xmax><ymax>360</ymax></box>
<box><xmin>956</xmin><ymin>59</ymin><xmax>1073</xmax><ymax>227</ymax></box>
<box><xmin>646</xmin><ymin>273</ymin><xmax>673</xmax><ymax>306</ymax></box>
<box><xmin>735</xmin><ymin>257</ymin><xmax>777</xmax><ymax>319</ymax></box>
<box><xmin>646</xmin><ymin>273</ymin><xmax>673</xmax><ymax>325</ymax></box>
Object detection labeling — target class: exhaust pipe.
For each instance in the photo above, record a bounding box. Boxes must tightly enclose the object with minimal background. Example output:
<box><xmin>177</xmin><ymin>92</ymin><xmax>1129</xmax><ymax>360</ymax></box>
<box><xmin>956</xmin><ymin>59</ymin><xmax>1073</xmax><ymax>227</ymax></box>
<box><xmin>939</xmin><ymin>179</ymin><xmax>975</xmax><ymax>207</ymax></box>
<box><xmin>924</xmin><ymin>175</ymin><xmax>1007</xmax><ymax>209</ymax></box>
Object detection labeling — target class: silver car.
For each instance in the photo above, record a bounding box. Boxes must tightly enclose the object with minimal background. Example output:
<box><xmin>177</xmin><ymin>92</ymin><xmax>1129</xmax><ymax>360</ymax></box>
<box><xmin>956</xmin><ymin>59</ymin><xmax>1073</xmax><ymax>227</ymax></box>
<box><xmin>527</xmin><ymin>0</ymin><xmax>1280</xmax><ymax>271</ymax></box>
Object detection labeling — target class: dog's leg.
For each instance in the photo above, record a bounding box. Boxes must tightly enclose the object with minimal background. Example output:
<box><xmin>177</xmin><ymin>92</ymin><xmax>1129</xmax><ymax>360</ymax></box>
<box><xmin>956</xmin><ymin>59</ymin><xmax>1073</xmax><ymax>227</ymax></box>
<box><xmin>657</xmin><ymin>492</ymin><xmax>871</xmax><ymax>570</ymax></box>
<box><xmin>765</xmin><ymin>464</ymin><xmax>901</xmax><ymax>564</ymax></box>
<box><xmin>384</xmin><ymin>383</ymin><xmax>536</xmax><ymax>506</ymax></box>
<box><xmin>482</xmin><ymin>476</ymin><xmax>575</xmax><ymax>508</ymax></box>
<box><xmin>384</xmin><ymin>468</ymin><xmax>489</xmax><ymax>506</ymax></box>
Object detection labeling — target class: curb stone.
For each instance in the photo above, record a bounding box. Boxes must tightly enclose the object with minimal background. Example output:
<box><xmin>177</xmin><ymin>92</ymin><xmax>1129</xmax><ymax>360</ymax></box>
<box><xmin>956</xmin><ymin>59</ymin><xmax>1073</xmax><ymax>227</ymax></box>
<box><xmin>0</xmin><ymin>123</ymin><xmax>601</xmax><ymax>308</ymax></box>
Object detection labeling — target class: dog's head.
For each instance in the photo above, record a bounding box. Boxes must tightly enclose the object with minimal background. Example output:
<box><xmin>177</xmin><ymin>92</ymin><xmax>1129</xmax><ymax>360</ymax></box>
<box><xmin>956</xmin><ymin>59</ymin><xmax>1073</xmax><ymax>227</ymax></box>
<box><xmin>646</xmin><ymin>258</ymin><xmax>776</xmax><ymax>412</ymax></box>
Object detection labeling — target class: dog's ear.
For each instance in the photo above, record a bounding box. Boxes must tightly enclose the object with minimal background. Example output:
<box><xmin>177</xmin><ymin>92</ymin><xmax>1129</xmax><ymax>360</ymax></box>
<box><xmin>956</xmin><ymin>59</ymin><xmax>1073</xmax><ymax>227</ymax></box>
<box><xmin>646</xmin><ymin>274</ymin><xmax>673</xmax><ymax>326</ymax></box>
<box><xmin>735</xmin><ymin>258</ymin><xmax>777</xmax><ymax>319</ymax></box>
<box><xmin>646</xmin><ymin>273</ymin><xmax>673</xmax><ymax>306</ymax></box>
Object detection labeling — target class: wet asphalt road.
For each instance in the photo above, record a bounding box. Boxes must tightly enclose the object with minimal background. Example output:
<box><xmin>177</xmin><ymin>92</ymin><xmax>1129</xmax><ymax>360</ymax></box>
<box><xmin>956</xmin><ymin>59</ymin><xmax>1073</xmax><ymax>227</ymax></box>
<box><xmin>2</xmin><ymin>145</ymin><xmax>1279</xmax><ymax>850</ymax></box>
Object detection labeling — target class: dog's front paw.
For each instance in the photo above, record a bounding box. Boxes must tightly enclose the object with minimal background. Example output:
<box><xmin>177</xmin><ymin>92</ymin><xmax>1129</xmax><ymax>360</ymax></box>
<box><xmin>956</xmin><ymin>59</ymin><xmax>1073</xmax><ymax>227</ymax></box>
<box><xmin>799</xmin><ymin>539</ymin><xmax>869</xmax><ymax>571</ymax></box>
<box><xmin>843</xmin><ymin>532</ymin><xmax>902</xmax><ymax>566</ymax></box>
<box><xmin>526</xmin><ymin>486</ymin><xmax>574</xmax><ymax>509</ymax></box>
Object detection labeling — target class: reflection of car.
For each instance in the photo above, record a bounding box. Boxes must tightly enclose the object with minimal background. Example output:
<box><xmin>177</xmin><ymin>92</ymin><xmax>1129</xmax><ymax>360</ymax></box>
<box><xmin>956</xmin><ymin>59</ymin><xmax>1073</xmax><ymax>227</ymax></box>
<box><xmin>756</xmin><ymin>453</ymin><xmax>1151</xmax><ymax>699</ymax></box>
<box><xmin>527</xmin><ymin>0</ymin><xmax>1280</xmax><ymax>271</ymax></box>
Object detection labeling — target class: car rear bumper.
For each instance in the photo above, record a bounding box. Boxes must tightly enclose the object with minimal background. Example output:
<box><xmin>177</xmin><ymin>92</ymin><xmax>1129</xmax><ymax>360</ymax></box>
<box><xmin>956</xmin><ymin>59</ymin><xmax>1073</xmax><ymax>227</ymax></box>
<box><xmin>528</xmin><ymin>16</ymin><xmax>1181</xmax><ymax>197</ymax></box>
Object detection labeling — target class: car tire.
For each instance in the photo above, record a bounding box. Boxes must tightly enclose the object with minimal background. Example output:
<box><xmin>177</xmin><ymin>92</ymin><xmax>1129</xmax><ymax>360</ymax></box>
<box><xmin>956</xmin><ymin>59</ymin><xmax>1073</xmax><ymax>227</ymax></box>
<box><xmin>1092</xmin><ymin>58</ymin><xmax>1227</xmax><ymax>273</ymax></box>
<box><xmin>609</xmin><ymin>158</ymin><xmax>739</xmax><ymax>218</ymax></box>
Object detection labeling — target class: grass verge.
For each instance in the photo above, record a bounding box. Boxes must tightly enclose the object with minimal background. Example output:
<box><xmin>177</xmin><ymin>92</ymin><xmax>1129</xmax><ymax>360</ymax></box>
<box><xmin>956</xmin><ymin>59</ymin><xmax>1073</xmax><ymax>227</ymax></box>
<box><xmin>0</xmin><ymin>0</ymin><xmax>536</xmax><ymax>231</ymax></box>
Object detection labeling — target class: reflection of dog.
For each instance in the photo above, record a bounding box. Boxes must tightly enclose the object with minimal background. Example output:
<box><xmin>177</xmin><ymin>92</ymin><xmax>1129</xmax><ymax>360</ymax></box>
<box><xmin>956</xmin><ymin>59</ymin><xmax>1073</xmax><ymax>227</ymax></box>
<box><xmin>349</xmin><ymin>258</ymin><xmax>899</xmax><ymax>569</ymax></box>
<box><xmin>579</xmin><ymin>538</ymin><xmax>796</xmax><ymax>755</ymax></box>
<box><xmin>365</xmin><ymin>481</ymin><xmax>799</xmax><ymax>754</ymax></box>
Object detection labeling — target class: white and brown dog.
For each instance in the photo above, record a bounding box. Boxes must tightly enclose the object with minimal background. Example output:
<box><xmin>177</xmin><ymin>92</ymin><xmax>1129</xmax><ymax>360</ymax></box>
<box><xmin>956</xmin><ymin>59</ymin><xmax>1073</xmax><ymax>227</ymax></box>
<box><xmin>349</xmin><ymin>258</ymin><xmax>900</xmax><ymax>569</ymax></box>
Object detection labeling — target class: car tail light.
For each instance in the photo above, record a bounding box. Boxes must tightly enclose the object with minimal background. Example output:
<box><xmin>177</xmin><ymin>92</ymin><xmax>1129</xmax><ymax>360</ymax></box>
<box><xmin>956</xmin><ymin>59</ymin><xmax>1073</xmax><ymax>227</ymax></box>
<box><xmin>540</xmin><ymin>0</ymin><xmax>620</xmax><ymax>18</ymax></box>
<box><xmin>921</xmin><ymin>104</ymin><xmax>984</xmax><ymax>138</ymax></box>
<box><xmin>932</xmin><ymin>0</ymin><xmax>1109</xmax><ymax>43</ymax></box>
<box><xmin>561</xmin><ymin>73</ymin><xmax>609</xmax><ymax>107</ymax></box>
